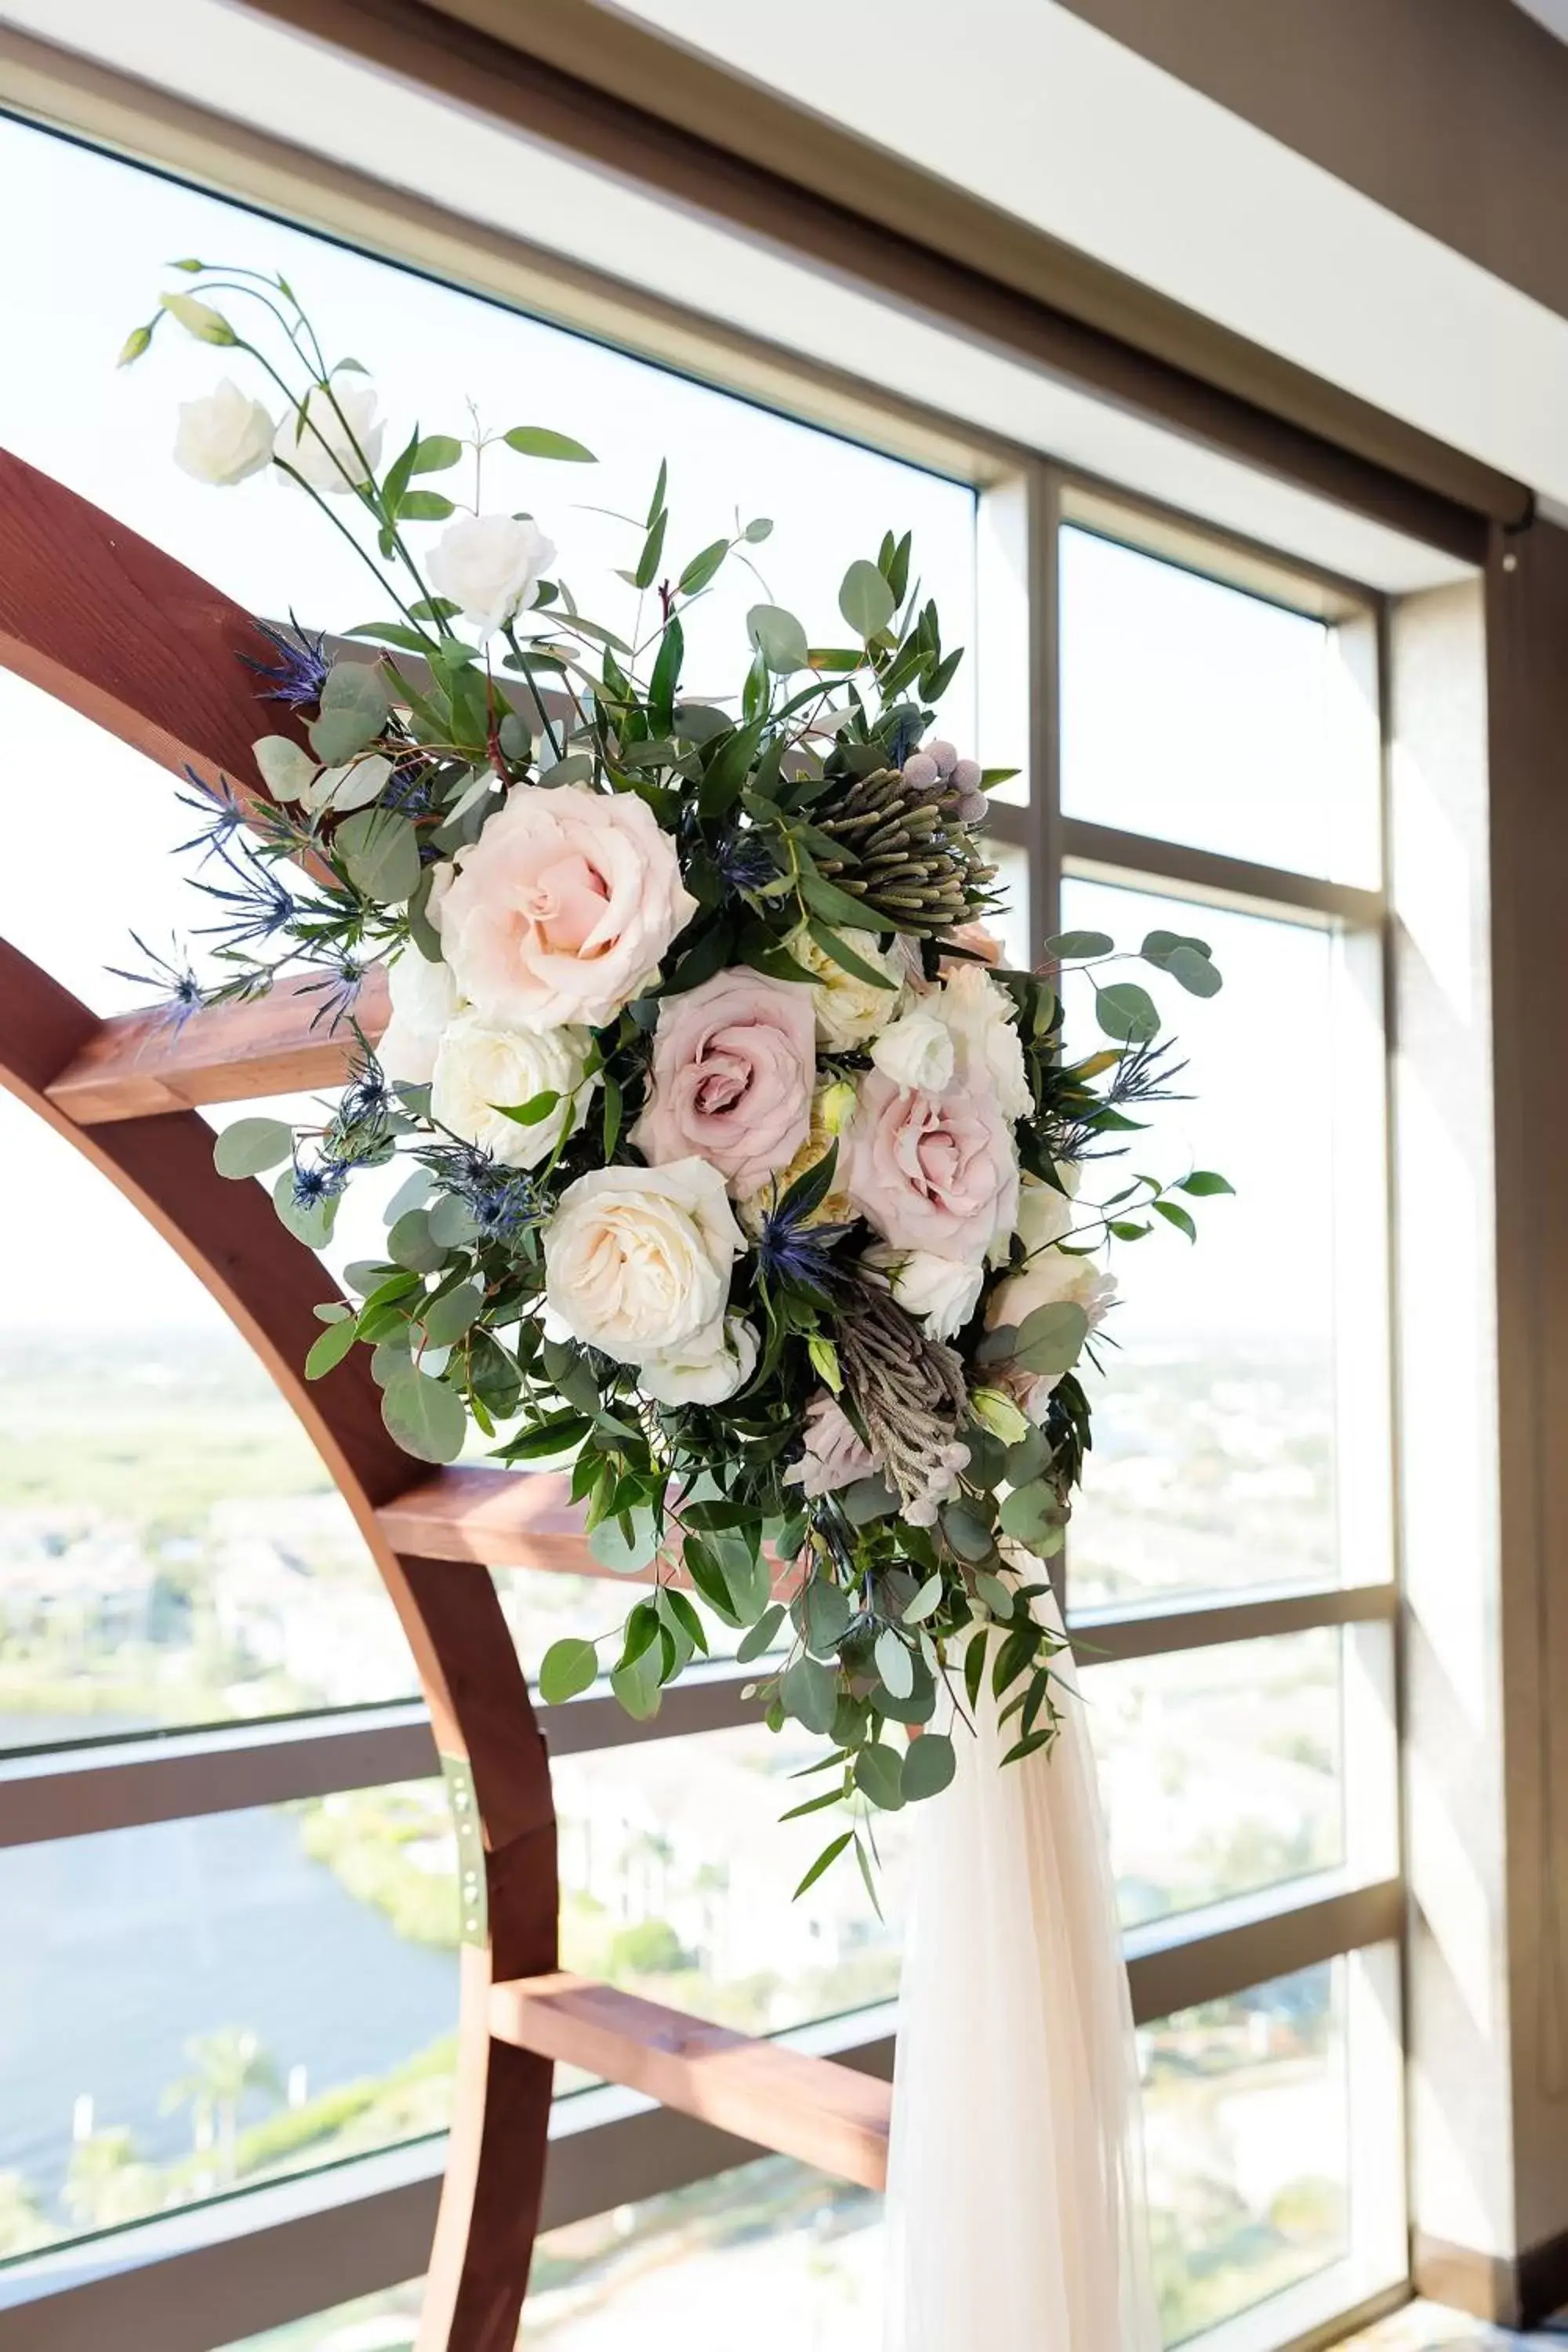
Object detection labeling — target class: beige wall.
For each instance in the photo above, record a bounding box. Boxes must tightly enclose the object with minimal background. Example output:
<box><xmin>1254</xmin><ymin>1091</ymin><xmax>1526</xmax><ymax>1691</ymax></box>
<box><xmin>1058</xmin><ymin>0</ymin><xmax>1568</xmax><ymax>327</ymax></box>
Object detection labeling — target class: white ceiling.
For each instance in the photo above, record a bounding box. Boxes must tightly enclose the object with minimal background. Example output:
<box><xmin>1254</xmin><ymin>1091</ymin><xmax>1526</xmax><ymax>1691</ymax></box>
<box><xmin>6</xmin><ymin>0</ymin><xmax>1557</xmax><ymax>586</ymax></box>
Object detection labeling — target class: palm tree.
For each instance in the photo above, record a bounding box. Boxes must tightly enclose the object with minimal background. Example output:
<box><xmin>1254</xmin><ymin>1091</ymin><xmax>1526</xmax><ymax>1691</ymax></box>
<box><xmin>63</xmin><ymin>2128</ymin><xmax>154</xmax><ymax>2231</ymax></box>
<box><xmin>162</xmin><ymin>2027</ymin><xmax>283</xmax><ymax>2182</ymax></box>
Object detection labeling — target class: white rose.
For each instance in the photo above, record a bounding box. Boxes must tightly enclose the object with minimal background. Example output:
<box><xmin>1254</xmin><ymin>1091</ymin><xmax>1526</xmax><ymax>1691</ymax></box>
<box><xmin>639</xmin><ymin>1315</ymin><xmax>759</xmax><ymax>1407</ymax></box>
<box><xmin>428</xmin><ymin>514</ymin><xmax>557</xmax><ymax>638</ymax></box>
<box><xmin>1015</xmin><ymin>1175</ymin><xmax>1076</xmax><ymax>1257</ymax></box>
<box><xmin>172</xmin><ymin>379</ymin><xmax>274</xmax><ymax>486</ymax></box>
<box><xmin>786</xmin><ymin>924</ymin><xmax>903</xmax><ymax>1051</ymax></box>
<box><xmin>544</xmin><ymin>1158</ymin><xmax>743</xmax><ymax>1367</ymax></box>
<box><xmin>933</xmin><ymin>961</ymin><xmax>1032</xmax><ymax>1121</ymax></box>
<box><xmin>863</xmin><ymin>1243</ymin><xmax>984</xmax><ymax>1340</ymax></box>
<box><xmin>376</xmin><ymin>947</ymin><xmax>462</xmax><ymax>1086</ymax></box>
<box><xmin>282</xmin><ymin>379</ymin><xmax>384</xmax><ymax>494</ymax></box>
<box><xmin>870</xmin><ymin>1008</ymin><xmax>953</xmax><ymax>1093</ymax></box>
<box><xmin>431</xmin><ymin>1011</ymin><xmax>595</xmax><ymax>1169</ymax></box>
<box><xmin>985</xmin><ymin>1249</ymin><xmax>1117</xmax><ymax>1421</ymax></box>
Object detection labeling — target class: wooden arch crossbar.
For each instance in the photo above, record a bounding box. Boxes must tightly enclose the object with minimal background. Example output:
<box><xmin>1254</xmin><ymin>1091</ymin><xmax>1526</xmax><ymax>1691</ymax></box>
<box><xmin>0</xmin><ymin>451</ymin><xmax>890</xmax><ymax>2350</ymax></box>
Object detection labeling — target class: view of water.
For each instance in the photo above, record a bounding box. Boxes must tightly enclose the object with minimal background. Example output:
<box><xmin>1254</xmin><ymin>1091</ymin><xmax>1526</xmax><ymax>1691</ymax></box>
<box><xmin>0</xmin><ymin>1791</ymin><xmax>457</xmax><ymax>2209</ymax></box>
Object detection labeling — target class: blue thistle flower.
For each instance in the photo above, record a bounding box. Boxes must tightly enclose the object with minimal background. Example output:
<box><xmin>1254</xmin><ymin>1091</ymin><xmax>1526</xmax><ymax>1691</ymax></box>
<box><xmin>106</xmin><ymin>933</ymin><xmax>206</xmax><ymax>1029</ymax></box>
<box><xmin>173</xmin><ymin>770</ymin><xmax>248</xmax><ymax>864</ymax></box>
<box><xmin>291</xmin><ymin>1157</ymin><xmax>347</xmax><ymax>1208</ymax></box>
<box><xmin>716</xmin><ymin>825</ymin><xmax>779</xmax><ymax>898</ymax></box>
<box><xmin>191</xmin><ymin>835</ymin><xmax>299</xmax><ymax>950</ymax></box>
<box><xmin>383</xmin><ymin>757</ymin><xmax>438</xmax><ymax>818</ymax></box>
<box><xmin>419</xmin><ymin>1142</ymin><xmax>548</xmax><ymax>1246</ymax></box>
<box><xmin>753</xmin><ymin>1194</ymin><xmax>855</xmax><ymax>1298</ymax></box>
<box><xmin>244</xmin><ymin>617</ymin><xmax>330</xmax><ymax>709</ymax></box>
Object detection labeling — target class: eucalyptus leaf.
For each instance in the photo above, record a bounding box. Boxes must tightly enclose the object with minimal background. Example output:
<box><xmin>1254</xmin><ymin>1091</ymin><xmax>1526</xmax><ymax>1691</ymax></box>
<box><xmin>419</xmin><ymin>1280</ymin><xmax>483</xmax><ymax>1347</ymax></box>
<box><xmin>380</xmin><ymin>1368</ymin><xmax>466</xmax><ymax>1463</ymax></box>
<box><xmin>901</xmin><ymin>1731</ymin><xmax>956</xmax><ymax>1802</ymax></box>
<box><xmin>304</xmin><ymin>1317</ymin><xmax>359</xmax><ymax>1380</ymax></box>
<box><xmin>539</xmin><ymin>1637</ymin><xmax>599</xmax><ymax>1704</ymax></box>
<box><xmin>1011</xmin><ymin>1299</ymin><xmax>1090</xmax><ymax>1377</ymax></box>
<box><xmin>252</xmin><ymin>735</ymin><xmax>317</xmax><ymax>804</ymax></box>
<box><xmin>1094</xmin><ymin>981</ymin><xmax>1160</xmax><ymax>1044</ymax></box>
<box><xmin>272</xmin><ymin>1170</ymin><xmax>336</xmax><ymax>1250</ymax></box>
<box><xmin>1166</xmin><ymin>942</ymin><xmax>1223</xmax><ymax>997</ymax></box>
<box><xmin>746</xmin><ymin>603</ymin><xmax>809</xmax><ymax>674</ymax></box>
<box><xmin>803</xmin><ymin>1578</ymin><xmax>852</xmax><ymax>1659</ymax></box>
<box><xmin>838</xmin><ymin>557</ymin><xmax>896</xmax><ymax>639</ymax></box>
<box><xmin>214</xmin><ymin>1118</ymin><xmax>294</xmax><ymax>1179</ymax></box>
<box><xmin>308</xmin><ymin>662</ymin><xmax>391</xmax><ymax>764</ymax></box>
<box><xmin>1047</xmin><ymin>929</ymin><xmax>1114</xmax><ymax>960</ymax></box>
<box><xmin>737</xmin><ymin>1603</ymin><xmax>786</xmax><ymax>1664</ymax></box>
<box><xmin>336</xmin><ymin>807</ymin><xmax>421</xmax><ymax>903</ymax></box>
<box><xmin>874</xmin><ymin>1626</ymin><xmax>914</xmax><ymax>1700</ymax></box>
<box><xmin>853</xmin><ymin>1742</ymin><xmax>906</xmax><ymax>1812</ymax></box>
<box><xmin>589</xmin><ymin>1508</ymin><xmax>660</xmax><ymax>1573</ymax></box>
<box><xmin>781</xmin><ymin>1654</ymin><xmax>838</xmax><ymax>1737</ymax></box>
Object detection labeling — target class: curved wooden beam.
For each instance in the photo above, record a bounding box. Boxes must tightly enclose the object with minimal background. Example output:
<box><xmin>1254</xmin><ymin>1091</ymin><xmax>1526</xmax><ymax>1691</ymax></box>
<box><xmin>0</xmin><ymin>452</ymin><xmax>557</xmax><ymax>2352</ymax></box>
<box><xmin>0</xmin><ymin>939</ymin><xmax>557</xmax><ymax>2352</ymax></box>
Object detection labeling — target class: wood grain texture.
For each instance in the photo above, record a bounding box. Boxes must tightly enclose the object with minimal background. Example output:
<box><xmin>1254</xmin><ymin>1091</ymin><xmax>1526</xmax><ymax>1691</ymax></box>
<box><xmin>491</xmin><ymin>1974</ymin><xmax>891</xmax><ymax>2193</ymax></box>
<box><xmin>0</xmin><ymin>459</ymin><xmax>556</xmax><ymax>2352</ymax></box>
<box><xmin>49</xmin><ymin>964</ymin><xmax>390</xmax><ymax>1124</ymax></box>
<box><xmin>0</xmin><ymin>446</ymin><xmax>309</xmax><ymax>794</ymax></box>
<box><xmin>379</xmin><ymin>1468</ymin><xmax>802</xmax><ymax>1599</ymax></box>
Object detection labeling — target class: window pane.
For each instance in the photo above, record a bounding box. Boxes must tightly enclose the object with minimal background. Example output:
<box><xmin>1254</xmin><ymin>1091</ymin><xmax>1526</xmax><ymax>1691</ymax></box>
<box><xmin>1059</xmin><ymin>528</ymin><xmax>1379</xmax><ymax>886</ymax></box>
<box><xmin>0</xmin><ymin>1785</ymin><xmax>457</xmax><ymax>2255</ymax></box>
<box><xmin>555</xmin><ymin>1726</ymin><xmax>906</xmax><ymax>2034</ymax></box>
<box><xmin>1142</xmin><ymin>1962</ymin><xmax>1348</xmax><ymax>2343</ymax></box>
<box><xmin>1086</xmin><ymin>1633</ymin><xmax>1344</xmax><ymax>1929</ymax></box>
<box><xmin>1061</xmin><ymin>881</ymin><xmax>1362</xmax><ymax>1606</ymax></box>
<box><xmin>219</xmin><ymin>2160</ymin><xmax>882</xmax><ymax>2350</ymax></box>
<box><xmin>0</xmin><ymin>116</ymin><xmax>975</xmax><ymax>751</ymax></box>
<box><xmin>0</xmin><ymin>1096</ymin><xmax>416</xmax><ymax>1750</ymax></box>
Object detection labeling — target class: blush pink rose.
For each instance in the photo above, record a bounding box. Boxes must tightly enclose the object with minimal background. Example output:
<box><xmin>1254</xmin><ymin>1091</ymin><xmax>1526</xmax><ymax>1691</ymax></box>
<box><xmin>633</xmin><ymin>968</ymin><xmax>816</xmax><ymax>1196</ymax></box>
<box><xmin>440</xmin><ymin>784</ymin><xmax>699</xmax><ymax>1032</ymax></box>
<box><xmin>784</xmin><ymin>1394</ymin><xmax>880</xmax><ymax>1498</ymax></box>
<box><xmin>843</xmin><ymin>1070</ymin><xmax>1019</xmax><ymax>1265</ymax></box>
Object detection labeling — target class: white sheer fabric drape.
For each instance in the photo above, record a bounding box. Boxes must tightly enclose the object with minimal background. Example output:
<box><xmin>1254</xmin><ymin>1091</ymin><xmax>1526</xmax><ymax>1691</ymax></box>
<box><xmin>882</xmin><ymin>1585</ymin><xmax>1159</xmax><ymax>2352</ymax></box>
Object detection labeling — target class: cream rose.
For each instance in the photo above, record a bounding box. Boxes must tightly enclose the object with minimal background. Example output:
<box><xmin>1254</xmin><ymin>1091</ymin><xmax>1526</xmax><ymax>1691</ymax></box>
<box><xmin>843</xmin><ymin>1069</ymin><xmax>1019</xmax><ymax>1265</ymax></box>
<box><xmin>870</xmin><ymin>1008</ymin><xmax>953</xmax><ymax>1093</ymax></box>
<box><xmin>862</xmin><ymin>1244</ymin><xmax>984</xmax><ymax>1341</ymax></box>
<box><xmin>985</xmin><ymin>1249</ymin><xmax>1117</xmax><ymax>1421</ymax></box>
<box><xmin>784</xmin><ymin>1394</ymin><xmax>880</xmax><ymax>1498</ymax></box>
<box><xmin>430</xmin><ymin>1011</ymin><xmax>594</xmax><ymax>1168</ymax></box>
<box><xmin>172</xmin><ymin>379</ymin><xmax>274</xmax><ymax>486</ymax></box>
<box><xmin>282</xmin><ymin>379</ymin><xmax>384</xmax><ymax>494</ymax></box>
<box><xmin>633</xmin><ymin>968</ymin><xmax>815</xmax><ymax>1196</ymax></box>
<box><xmin>1015</xmin><ymin>1174</ymin><xmax>1076</xmax><ymax>1257</ymax></box>
<box><xmin>543</xmin><ymin>1158</ymin><xmax>743</xmax><ymax>1367</ymax></box>
<box><xmin>428</xmin><ymin>514</ymin><xmax>555</xmax><ymax>638</ymax></box>
<box><xmin>932</xmin><ymin>962</ymin><xmax>1031</xmax><ymax>1122</ymax></box>
<box><xmin>785</xmin><ymin>924</ymin><xmax>902</xmax><ymax>1050</ymax></box>
<box><xmin>376</xmin><ymin>947</ymin><xmax>462</xmax><ymax>1086</ymax></box>
<box><xmin>441</xmin><ymin>784</ymin><xmax>699</xmax><ymax>1032</ymax></box>
<box><xmin>638</xmin><ymin>1315</ymin><xmax>759</xmax><ymax>1408</ymax></box>
<box><xmin>738</xmin><ymin>1087</ymin><xmax>855</xmax><ymax>1234</ymax></box>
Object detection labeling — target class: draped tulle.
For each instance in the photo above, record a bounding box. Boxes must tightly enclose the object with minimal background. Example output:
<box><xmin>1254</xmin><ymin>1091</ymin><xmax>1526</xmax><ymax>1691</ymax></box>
<box><xmin>882</xmin><ymin>1585</ymin><xmax>1159</xmax><ymax>2352</ymax></box>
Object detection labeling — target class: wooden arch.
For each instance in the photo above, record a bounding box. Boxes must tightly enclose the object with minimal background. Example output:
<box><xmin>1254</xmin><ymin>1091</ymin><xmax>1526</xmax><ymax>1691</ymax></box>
<box><xmin>0</xmin><ymin>452</ymin><xmax>889</xmax><ymax>2350</ymax></box>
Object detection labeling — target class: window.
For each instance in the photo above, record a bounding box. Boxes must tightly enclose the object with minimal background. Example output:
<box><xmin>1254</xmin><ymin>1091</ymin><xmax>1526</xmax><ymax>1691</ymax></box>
<box><xmin>0</xmin><ymin>100</ymin><xmax>1407</xmax><ymax>2352</ymax></box>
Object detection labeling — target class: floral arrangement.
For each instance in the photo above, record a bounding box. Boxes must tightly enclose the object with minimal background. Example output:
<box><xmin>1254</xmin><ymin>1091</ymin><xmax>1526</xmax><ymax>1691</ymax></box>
<box><xmin>122</xmin><ymin>267</ymin><xmax>1227</xmax><ymax>1894</ymax></box>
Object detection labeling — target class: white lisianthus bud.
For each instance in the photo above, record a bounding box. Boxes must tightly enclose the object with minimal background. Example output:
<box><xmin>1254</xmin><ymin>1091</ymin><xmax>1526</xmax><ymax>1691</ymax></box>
<box><xmin>970</xmin><ymin>1385</ymin><xmax>1031</xmax><ymax>1446</ymax></box>
<box><xmin>1015</xmin><ymin>1174</ymin><xmax>1076</xmax><ymax>1257</ymax></box>
<box><xmin>638</xmin><ymin>1315</ymin><xmax>759</xmax><ymax>1407</ymax></box>
<box><xmin>172</xmin><ymin>379</ymin><xmax>274</xmax><ymax>486</ymax></box>
<box><xmin>428</xmin><ymin>514</ymin><xmax>557</xmax><ymax>638</ymax></box>
<box><xmin>862</xmin><ymin>1243</ymin><xmax>984</xmax><ymax>1340</ymax></box>
<box><xmin>282</xmin><ymin>379</ymin><xmax>384</xmax><ymax>495</ymax></box>
<box><xmin>870</xmin><ymin>1008</ymin><xmax>954</xmax><ymax>1093</ymax></box>
<box><xmin>818</xmin><ymin>1079</ymin><xmax>858</xmax><ymax>1136</ymax></box>
<box><xmin>376</xmin><ymin>947</ymin><xmax>462</xmax><ymax>1086</ymax></box>
<box><xmin>430</xmin><ymin>1011</ymin><xmax>595</xmax><ymax>1168</ymax></box>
